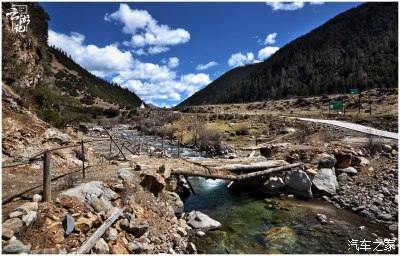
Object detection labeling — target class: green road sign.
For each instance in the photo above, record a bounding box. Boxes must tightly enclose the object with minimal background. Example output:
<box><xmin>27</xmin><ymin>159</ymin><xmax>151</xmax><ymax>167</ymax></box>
<box><xmin>350</xmin><ymin>89</ymin><xmax>360</xmax><ymax>94</ymax></box>
<box><xmin>329</xmin><ymin>101</ymin><xmax>343</xmax><ymax>110</ymax></box>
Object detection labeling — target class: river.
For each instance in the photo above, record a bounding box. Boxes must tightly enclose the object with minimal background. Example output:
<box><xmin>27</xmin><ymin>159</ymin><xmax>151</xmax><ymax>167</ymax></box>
<box><xmin>114</xmin><ymin>128</ymin><xmax>395</xmax><ymax>254</ymax></box>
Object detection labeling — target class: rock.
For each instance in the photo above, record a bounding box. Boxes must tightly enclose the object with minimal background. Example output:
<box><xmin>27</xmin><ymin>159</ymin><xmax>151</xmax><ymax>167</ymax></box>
<box><xmin>312</xmin><ymin>168</ymin><xmax>338</xmax><ymax>197</ymax></box>
<box><xmin>263</xmin><ymin>226</ymin><xmax>297</xmax><ymax>250</ymax></box>
<box><xmin>32</xmin><ymin>194</ymin><xmax>42</xmax><ymax>203</ymax></box>
<box><xmin>381</xmin><ymin>187</ymin><xmax>391</xmax><ymax>196</ymax></box>
<box><xmin>337</xmin><ymin>173</ymin><xmax>348</xmax><ymax>183</ymax></box>
<box><xmin>140</xmin><ymin>173</ymin><xmax>166</xmax><ymax>197</ymax></box>
<box><xmin>53</xmin><ymin>231</ymin><xmax>65</xmax><ymax>244</ymax></box>
<box><xmin>382</xmin><ymin>144</ymin><xmax>392</xmax><ymax>153</ymax></box>
<box><xmin>263</xmin><ymin>177</ymin><xmax>285</xmax><ymax>190</ymax></box>
<box><xmin>287</xmin><ymin>194</ymin><xmax>294</xmax><ymax>198</ymax></box>
<box><xmin>2</xmin><ymin>228</ymin><xmax>14</xmax><ymax>241</ymax></box>
<box><xmin>357</xmin><ymin>157</ymin><xmax>370</xmax><ymax>166</ymax></box>
<box><xmin>117</xmin><ymin>169</ymin><xmax>133</xmax><ymax>182</ymax></box>
<box><xmin>8</xmin><ymin>210</ymin><xmax>26</xmax><ymax>219</ymax></box>
<box><xmin>91</xmin><ymin>198</ymin><xmax>111</xmax><ymax>213</ymax></box>
<box><xmin>2</xmin><ymin>239</ymin><xmax>29</xmax><ymax>254</ymax></box>
<box><xmin>359</xmin><ymin>226</ymin><xmax>366</xmax><ymax>230</ymax></box>
<box><xmin>196</xmin><ymin>231</ymin><xmax>206</xmax><ymax>237</ymax></box>
<box><xmin>110</xmin><ymin>242</ymin><xmax>129</xmax><ymax>254</ymax></box>
<box><xmin>176</xmin><ymin>227</ymin><xmax>187</xmax><ymax>237</ymax></box>
<box><xmin>22</xmin><ymin>211</ymin><xmax>37</xmax><ymax>227</ymax></box>
<box><xmin>389</xmin><ymin>224</ymin><xmax>398</xmax><ymax>231</ymax></box>
<box><xmin>167</xmin><ymin>192</ymin><xmax>184</xmax><ymax>215</ymax></box>
<box><xmin>284</xmin><ymin>170</ymin><xmax>313</xmax><ymax>198</ymax></box>
<box><xmin>312</xmin><ymin>153</ymin><xmax>336</xmax><ymax>168</ymax></box>
<box><xmin>334</xmin><ymin>152</ymin><xmax>352</xmax><ymax>169</ymax></box>
<box><xmin>15</xmin><ymin>202</ymin><xmax>38</xmax><ymax>212</ymax></box>
<box><xmin>42</xmin><ymin>127</ymin><xmax>71</xmax><ymax>145</ymax></box>
<box><xmin>127</xmin><ymin>241</ymin><xmax>149</xmax><ymax>253</ymax></box>
<box><xmin>394</xmin><ymin>195</ymin><xmax>398</xmax><ymax>204</ymax></box>
<box><xmin>377</xmin><ymin>213</ymin><xmax>392</xmax><ymax>221</ymax></box>
<box><xmin>60</xmin><ymin>181</ymin><xmax>117</xmax><ymax>204</ymax></box>
<box><xmin>93</xmin><ymin>238</ymin><xmax>109</xmax><ymax>254</ymax></box>
<box><xmin>31</xmin><ymin>248</ymin><xmax>59</xmax><ymax>254</ymax></box>
<box><xmin>62</xmin><ymin>214</ymin><xmax>75</xmax><ymax>236</ymax></box>
<box><xmin>316</xmin><ymin>214</ymin><xmax>328</xmax><ymax>224</ymax></box>
<box><xmin>104</xmin><ymin>227</ymin><xmax>118</xmax><ymax>241</ymax></box>
<box><xmin>187</xmin><ymin>242</ymin><xmax>197</xmax><ymax>254</ymax></box>
<box><xmin>337</xmin><ymin>167</ymin><xmax>358</xmax><ymax>176</ymax></box>
<box><xmin>185</xmin><ymin>211</ymin><xmax>222</xmax><ymax>232</ymax></box>
<box><xmin>123</xmin><ymin>219</ymin><xmax>149</xmax><ymax>238</ymax></box>
<box><xmin>2</xmin><ymin>218</ymin><xmax>24</xmax><ymax>234</ymax></box>
<box><xmin>75</xmin><ymin>215</ymin><xmax>97</xmax><ymax>233</ymax></box>
<box><xmin>351</xmin><ymin>155</ymin><xmax>362</xmax><ymax>166</ymax></box>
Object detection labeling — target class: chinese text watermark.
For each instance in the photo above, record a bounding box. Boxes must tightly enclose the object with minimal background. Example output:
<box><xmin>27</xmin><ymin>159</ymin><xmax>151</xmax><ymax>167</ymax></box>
<box><xmin>5</xmin><ymin>5</ymin><xmax>30</xmax><ymax>33</ymax></box>
<box><xmin>348</xmin><ymin>239</ymin><xmax>397</xmax><ymax>252</ymax></box>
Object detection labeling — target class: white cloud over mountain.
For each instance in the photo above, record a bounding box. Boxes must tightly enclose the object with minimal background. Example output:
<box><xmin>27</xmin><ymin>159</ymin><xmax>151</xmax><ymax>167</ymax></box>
<box><xmin>196</xmin><ymin>61</ymin><xmax>218</xmax><ymax>70</ymax></box>
<box><xmin>228</xmin><ymin>52</ymin><xmax>254</xmax><ymax>67</ymax></box>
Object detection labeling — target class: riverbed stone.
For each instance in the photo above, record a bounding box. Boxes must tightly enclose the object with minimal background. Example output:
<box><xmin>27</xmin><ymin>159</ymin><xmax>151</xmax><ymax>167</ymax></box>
<box><xmin>2</xmin><ymin>218</ymin><xmax>24</xmax><ymax>234</ymax></box>
<box><xmin>104</xmin><ymin>227</ymin><xmax>118</xmax><ymax>241</ymax></box>
<box><xmin>15</xmin><ymin>202</ymin><xmax>38</xmax><ymax>212</ymax></box>
<box><xmin>312</xmin><ymin>168</ymin><xmax>338</xmax><ymax>197</ymax></box>
<box><xmin>2</xmin><ymin>228</ymin><xmax>14</xmax><ymax>240</ymax></box>
<box><xmin>185</xmin><ymin>211</ymin><xmax>222</xmax><ymax>231</ymax></box>
<box><xmin>312</xmin><ymin>153</ymin><xmax>337</xmax><ymax>168</ymax></box>
<box><xmin>263</xmin><ymin>226</ymin><xmax>297</xmax><ymax>251</ymax></box>
<box><xmin>60</xmin><ymin>181</ymin><xmax>117</xmax><ymax>204</ymax></box>
<box><xmin>336</xmin><ymin>167</ymin><xmax>358</xmax><ymax>176</ymax></box>
<box><xmin>167</xmin><ymin>192</ymin><xmax>184</xmax><ymax>216</ymax></box>
<box><xmin>32</xmin><ymin>194</ymin><xmax>42</xmax><ymax>203</ymax></box>
<box><xmin>93</xmin><ymin>238</ymin><xmax>109</xmax><ymax>254</ymax></box>
<box><xmin>91</xmin><ymin>198</ymin><xmax>111</xmax><ymax>213</ymax></box>
<box><xmin>284</xmin><ymin>170</ymin><xmax>312</xmax><ymax>198</ymax></box>
<box><xmin>316</xmin><ymin>214</ymin><xmax>328</xmax><ymax>224</ymax></box>
<box><xmin>334</xmin><ymin>152</ymin><xmax>352</xmax><ymax>169</ymax></box>
<box><xmin>263</xmin><ymin>177</ymin><xmax>285</xmax><ymax>190</ymax></box>
<box><xmin>22</xmin><ymin>211</ymin><xmax>37</xmax><ymax>227</ymax></box>
<box><xmin>2</xmin><ymin>239</ymin><xmax>29</xmax><ymax>254</ymax></box>
<box><xmin>117</xmin><ymin>169</ymin><xmax>134</xmax><ymax>182</ymax></box>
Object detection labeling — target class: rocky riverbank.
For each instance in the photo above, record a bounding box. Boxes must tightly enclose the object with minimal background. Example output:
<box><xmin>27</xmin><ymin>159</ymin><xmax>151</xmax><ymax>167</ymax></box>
<box><xmin>2</xmin><ymin>167</ymin><xmax>223</xmax><ymax>254</ymax></box>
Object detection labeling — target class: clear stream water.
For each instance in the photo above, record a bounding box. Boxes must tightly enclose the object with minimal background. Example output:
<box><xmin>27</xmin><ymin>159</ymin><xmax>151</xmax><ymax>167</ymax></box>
<box><xmin>116</xmin><ymin>129</ymin><xmax>395</xmax><ymax>254</ymax></box>
<box><xmin>184</xmin><ymin>177</ymin><xmax>395</xmax><ymax>254</ymax></box>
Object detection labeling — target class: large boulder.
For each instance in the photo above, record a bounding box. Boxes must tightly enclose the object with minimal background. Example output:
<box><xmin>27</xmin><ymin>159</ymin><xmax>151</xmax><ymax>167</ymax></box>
<box><xmin>311</xmin><ymin>153</ymin><xmax>337</xmax><ymax>168</ymax></box>
<box><xmin>3</xmin><ymin>218</ymin><xmax>24</xmax><ymax>234</ymax></box>
<box><xmin>140</xmin><ymin>173</ymin><xmax>165</xmax><ymax>197</ymax></box>
<box><xmin>117</xmin><ymin>169</ymin><xmax>134</xmax><ymax>182</ymax></box>
<box><xmin>262</xmin><ymin>177</ymin><xmax>285</xmax><ymax>194</ymax></box>
<box><xmin>42</xmin><ymin>128</ymin><xmax>71</xmax><ymax>145</ymax></box>
<box><xmin>185</xmin><ymin>211</ymin><xmax>222</xmax><ymax>232</ymax></box>
<box><xmin>284</xmin><ymin>170</ymin><xmax>312</xmax><ymax>198</ymax></box>
<box><xmin>312</xmin><ymin>168</ymin><xmax>338</xmax><ymax>197</ymax></box>
<box><xmin>167</xmin><ymin>192</ymin><xmax>184</xmax><ymax>215</ymax></box>
<box><xmin>60</xmin><ymin>181</ymin><xmax>117</xmax><ymax>204</ymax></box>
<box><xmin>334</xmin><ymin>152</ymin><xmax>352</xmax><ymax>169</ymax></box>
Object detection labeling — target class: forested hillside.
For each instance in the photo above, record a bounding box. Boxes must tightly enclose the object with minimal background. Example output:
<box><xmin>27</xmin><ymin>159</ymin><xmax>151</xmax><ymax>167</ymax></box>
<box><xmin>180</xmin><ymin>2</ymin><xmax>398</xmax><ymax>106</ymax></box>
<box><xmin>2</xmin><ymin>2</ymin><xmax>142</xmax><ymax>128</ymax></box>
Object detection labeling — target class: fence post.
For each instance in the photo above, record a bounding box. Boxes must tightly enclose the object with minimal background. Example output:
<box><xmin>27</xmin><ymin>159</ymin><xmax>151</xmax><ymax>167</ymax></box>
<box><xmin>109</xmin><ymin>136</ymin><xmax>112</xmax><ymax>164</ymax></box>
<box><xmin>177</xmin><ymin>139</ymin><xmax>180</xmax><ymax>158</ymax></box>
<box><xmin>43</xmin><ymin>151</ymin><xmax>52</xmax><ymax>202</ymax></box>
<box><xmin>161</xmin><ymin>137</ymin><xmax>164</xmax><ymax>157</ymax></box>
<box><xmin>139</xmin><ymin>139</ymin><xmax>142</xmax><ymax>155</ymax></box>
<box><xmin>81</xmin><ymin>140</ymin><xmax>85</xmax><ymax>178</ymax></box>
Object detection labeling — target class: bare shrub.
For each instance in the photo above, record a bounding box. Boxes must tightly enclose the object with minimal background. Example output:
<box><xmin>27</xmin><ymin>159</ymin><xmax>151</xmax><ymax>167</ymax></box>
<box><xmin>365</xmin><ymin>135</ymin><xmax>383</xmax><ymax>155</ymax></box>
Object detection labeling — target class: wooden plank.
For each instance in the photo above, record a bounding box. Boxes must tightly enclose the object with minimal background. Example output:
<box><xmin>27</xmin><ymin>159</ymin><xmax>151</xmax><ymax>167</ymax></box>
<box><xmin>81</xmin><ymin>140</ymin><xmax>85</xmax><ymax>178</ymax></box>
<box><xmin>236</xmin><ymin>163</ymin><xmax>302</xmax><ymax>181</ymax></box>
<box><xmin>102</xmin><ymin>125</ymin><xmax>127</xmax><ymax>160</ymax></box>
<box><xmin>213</xmin><ymin>160</ymin><xmax>289</xmax><ymax>173</ymax></box>
<box><xmin>77</xmin><ymin>207</ymin><xmax>125</xmax><ymax>254</ymax></box>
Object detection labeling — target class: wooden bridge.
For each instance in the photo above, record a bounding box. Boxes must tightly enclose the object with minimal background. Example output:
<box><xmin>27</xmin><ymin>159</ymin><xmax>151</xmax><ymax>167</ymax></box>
<box><xmin>163</xmin><ymin>158</ymin><xmax>302</xmax><ymax>181</ymax></box>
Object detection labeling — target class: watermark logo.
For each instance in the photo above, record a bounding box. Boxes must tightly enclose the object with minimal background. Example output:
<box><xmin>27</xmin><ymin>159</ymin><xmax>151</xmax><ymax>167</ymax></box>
<box><xmin>5</xmin><ymin>5</ymin><xmax>30</xmax><ymax>33</ymax></box>
<box><xmin>348</xmin><ymin>239</ymin><xmax>397</xmax><ymax>252</ymax></box>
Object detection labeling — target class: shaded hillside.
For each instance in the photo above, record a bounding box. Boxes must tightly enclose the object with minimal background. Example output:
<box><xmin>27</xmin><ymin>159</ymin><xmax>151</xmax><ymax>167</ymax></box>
<box><xmin>2</xmin><ymin>2</ymin><xmax>142</xmax><ymax>128</ymax></box>
<box><xmin>179</xmin><ymin>64</ymin><xmax>259</xmax><ymax>106</ymax></box>
<box><xmin>181</xmin><ymin>2</ymin><xmax>398</xmax><ymax>106</ymax></box>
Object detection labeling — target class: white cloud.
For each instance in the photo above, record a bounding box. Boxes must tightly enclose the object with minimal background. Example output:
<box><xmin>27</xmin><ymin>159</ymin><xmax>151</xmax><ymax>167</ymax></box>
<box><xmin>196</xmin><ymin>61</ymin><xmax>218</xmax><ymax>71</ymax></box>
<box><xmin>48</xmin><ymin>30</ymin><xmax>133</xmax><ymax>77</ymax></box>
<box><xmin>148</xmin><ymin>46</ymin><xmax>170</xmax><ymax>55</ymax></box>
<box><xmin>266</xmin><ymin>2</ymin><xmax>305</xmax><ymax>11</ymax></box>
<box><xmin>258</xmin><ymin>46</ymin><xmax>279</xmax><ymax>60</ymax></box>
<box><xmin>310</xmin><ymin>2</ymin><xmax>324</xmax><ymax>5</ymax></box>
<box><xmin>132</xmin><ymin>48</ymin><xmax>147</xmax><ymax>56</ymax></box>
<box><xmin>167</xmin><ymin>57</ymin><xmax>179</xmax><ymax>69</ymax></box>
<box><xmin>228</xmin><ymin>52</ymin><xmax>254</xmax><ymax>67</ymax></box>
<box><xmin>264</xmin><ymin>32</ymin><xmax>277</xmax><ymax>45</ymax></box>
<box><xmin>105</xmin><ymin>4</ymin><xmax>190</xmax><ymax>54</ymax></box>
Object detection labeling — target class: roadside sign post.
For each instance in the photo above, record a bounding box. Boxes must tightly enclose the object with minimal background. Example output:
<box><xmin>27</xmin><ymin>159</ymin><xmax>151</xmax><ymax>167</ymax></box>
<box><xmin>350</xmin><ymin>89</ymin><xmax>361</xmax><ymax>114</ymax></box>
<box><xmin>329</xmin><ymin>100</ymin><xmax>343</xmax><ymax>114</ymax></box>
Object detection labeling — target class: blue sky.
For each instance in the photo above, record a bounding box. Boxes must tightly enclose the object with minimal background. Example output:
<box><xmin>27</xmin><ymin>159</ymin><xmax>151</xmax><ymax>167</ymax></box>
<box><xmin>40</xmin><ymin>1</ymin><xmax>362</xmax><ymax>108</ymax></box>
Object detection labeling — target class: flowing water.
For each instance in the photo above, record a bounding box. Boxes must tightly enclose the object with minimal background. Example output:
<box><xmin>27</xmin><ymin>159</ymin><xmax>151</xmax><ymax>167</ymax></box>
<box><xmin>115</xmin><ymin>128</ymin><xmax>395</xmax><ymax>254</ymax></box>
<box><xmin>184</xmin><ymin>177</ymin><xmax>395</xmax><ymax>254</ymax></box>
